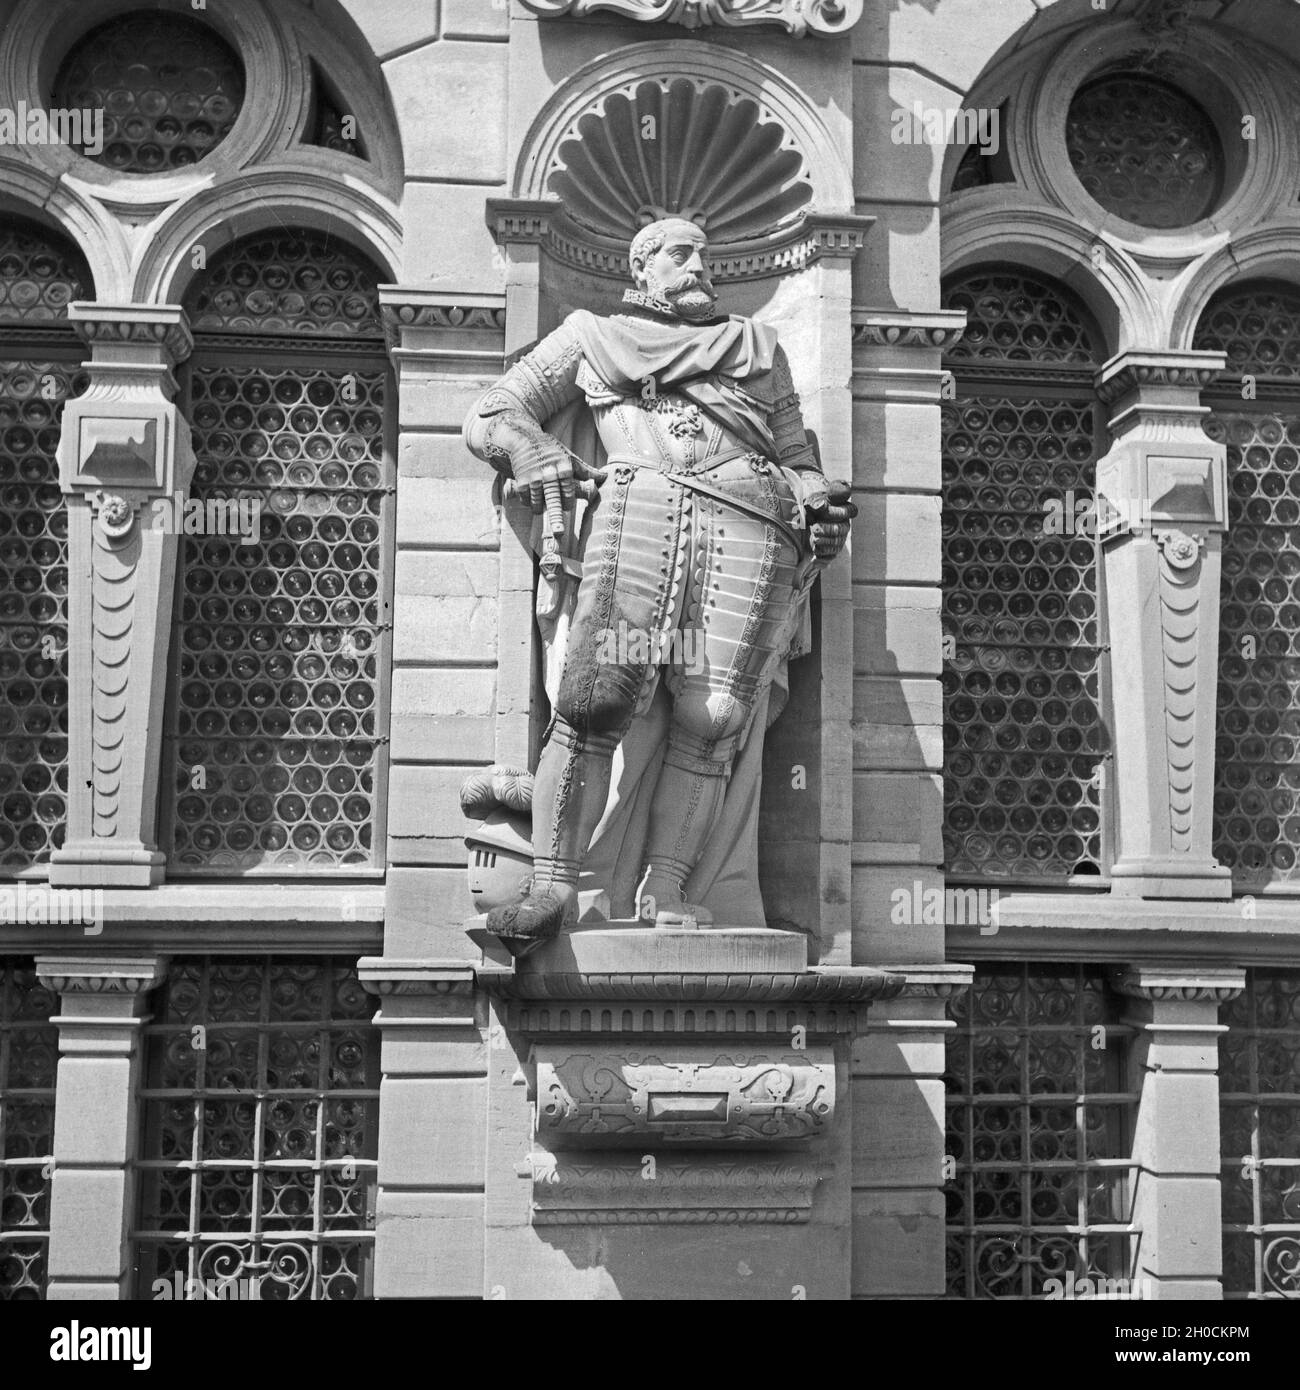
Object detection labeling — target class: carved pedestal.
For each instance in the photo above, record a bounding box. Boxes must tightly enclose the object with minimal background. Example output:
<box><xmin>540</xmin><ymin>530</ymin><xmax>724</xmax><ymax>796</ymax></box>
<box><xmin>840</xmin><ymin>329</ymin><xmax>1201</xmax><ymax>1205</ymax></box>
<box><xmin>49</xmin><ymin>305</ymin><xmax>194</xmax><ymax>888</ymax></box>
<box><xmin>1096</xmin><ymin>351</ymin><xmax>1231</xmax><ymax>898</ymax></box>
<box><xmin>473</xmin><ymin>927</ymin><xmax>900</xmax><ymax>1297</ymax></box>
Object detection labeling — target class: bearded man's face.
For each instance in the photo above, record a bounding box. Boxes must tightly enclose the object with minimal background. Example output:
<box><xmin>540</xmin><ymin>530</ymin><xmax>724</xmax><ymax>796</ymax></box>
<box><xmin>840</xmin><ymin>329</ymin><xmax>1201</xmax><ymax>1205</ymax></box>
<box><xmin>634</xmin><ymin>226</ymin><xmax>717</xmax><ymax>321</ymax></box>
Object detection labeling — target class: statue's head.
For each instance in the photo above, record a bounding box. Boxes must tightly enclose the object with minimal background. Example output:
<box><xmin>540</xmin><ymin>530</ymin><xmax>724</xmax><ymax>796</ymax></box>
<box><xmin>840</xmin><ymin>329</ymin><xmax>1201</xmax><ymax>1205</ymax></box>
<box><xmin>629</xmin><ymin>217</ymin><xmax>717</xmax><ymax>321</ymax></box>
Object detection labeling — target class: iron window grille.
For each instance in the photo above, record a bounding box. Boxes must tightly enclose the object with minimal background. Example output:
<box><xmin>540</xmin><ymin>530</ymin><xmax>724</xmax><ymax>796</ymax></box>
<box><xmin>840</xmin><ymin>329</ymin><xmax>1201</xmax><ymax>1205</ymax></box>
<box><xmin>0</xmin><ymin>220</ymin><xmax>91</xmax><ymax>874</ymax></box>
<box><xmin>1196</xmin><ymin>281</ymin><xmax>1300</xmax><ymax>889</ymax></box>
<box><xmin>131</xmin><ymin>956</ymin><xmax>380</xmax><ymax>1301</ymax></box>
<box><xmin>944</xmin><ymin>964</ymin><xmax>1139</xmax><ymax>1299</ymax></box>
<box><xmin>0</xmin><ymin>960</ymin><xmax>58</xmax><ymax>1300</ymax></box>
<box><xmin>161</xmin><ymin>228</ymin><xmax>395</xmax><ymax>876</ymax></box>
<box><xmin>941</xmin><ymin>269</ymin><xmax>1112</xmax><ymax>884</ymax></box>
<box><xmin>1219</xmin><ymin>968</ymin><xmax>1300</xmax><ymax>1299</ymax></box>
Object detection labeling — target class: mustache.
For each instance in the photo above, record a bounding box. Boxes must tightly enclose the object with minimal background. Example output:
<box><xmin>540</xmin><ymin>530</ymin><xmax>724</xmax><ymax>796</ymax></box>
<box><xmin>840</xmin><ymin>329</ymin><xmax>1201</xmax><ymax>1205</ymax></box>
<box><xmin>666</xmin><ymin>274</ymin><xmax>715</xmax><ymax>297</ymax></box>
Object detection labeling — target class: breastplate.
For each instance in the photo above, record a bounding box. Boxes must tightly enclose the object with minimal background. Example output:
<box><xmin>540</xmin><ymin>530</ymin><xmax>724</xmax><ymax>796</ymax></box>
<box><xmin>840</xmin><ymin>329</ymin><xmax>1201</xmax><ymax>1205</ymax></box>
<box><xmin>593</xmin><ymin>391</ymin><xmax>755</xmax><ymax>474</ymax></box>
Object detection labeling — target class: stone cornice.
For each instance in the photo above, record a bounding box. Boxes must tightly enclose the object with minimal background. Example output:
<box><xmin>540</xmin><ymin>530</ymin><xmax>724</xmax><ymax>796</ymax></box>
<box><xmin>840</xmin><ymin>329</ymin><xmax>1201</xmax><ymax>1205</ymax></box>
<box><xmin>478</xmin><ymin>965</ymin><xmax>903</xmax><ymax>1003</ymax></box>
<box><xmin>852</xmin><ymin>308</ymin><xmax>968</xmax><ymax>350</ymax></box>
<box><xmin>519</xmin><ymin>0</ymin><xmax>861</xmax><ymax>34</ymax></box>
<box><xmin>488</xmin><ymin>201</ymin><xmax>869</xmax><ymax>284</ymax></box>
<box><xmin>36</xmin><ymin>954</ymin><xmax>168</xmax><ymax>996</ymax></box>
<box><xmin>1110</xmin><ymin>964</ymin><xmax>1246</xmax><ymax>1004</ymax></box>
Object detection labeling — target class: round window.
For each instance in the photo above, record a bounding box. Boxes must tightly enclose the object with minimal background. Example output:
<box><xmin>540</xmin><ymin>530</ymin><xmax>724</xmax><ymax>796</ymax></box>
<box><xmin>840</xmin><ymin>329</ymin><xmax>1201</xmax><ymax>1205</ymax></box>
<box><xmin>52</xmin><ymin>12</ymin><xmax>244</xmax><ymax>173</ymax></box>
<box><xmin>1066</xmin><ymin>74</ymin><xmax>1222</xmax><ymax>229</ymax></box>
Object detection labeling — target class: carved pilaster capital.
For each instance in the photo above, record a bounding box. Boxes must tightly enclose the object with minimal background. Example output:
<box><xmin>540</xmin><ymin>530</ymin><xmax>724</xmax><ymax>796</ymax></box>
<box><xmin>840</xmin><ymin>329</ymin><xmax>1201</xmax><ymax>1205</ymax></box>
<box><xmin>378</xmin><ymin>288</ymin><xmax>507</xmax><ymax>354</ymax></box>
<box><xmin>67</xmin><ymin>303</ymin><xmax>194</xmax><ymax>370</ymax></box>
<box><xmin>800</xmin><ymin>212</ymin><xmax>875</xmax><ymax>263</ymax></box>
<box><xmin>356</xmin><ymin>958</ymin><xmax>477</xmax><ymax>998</ymax></box>
<box><xmin>1110</xmin><ymin>965</ymin><xmax>1246</xmax><ymax>1004</ymax></box>
<box><xmin>518</xmin><ymin>0</ymin><xmax>863</xmax><ymax>36</ymax></box>
<box><xmin>486</xmin><ymin>197</ymin><xmax>561</xmax><ymax>246</ymax></box>
<box><xmin>36</xmin><ymin>954</ymin><xmax>168</xmax><ymax>998</ymax></box>
<box><xmin>852</xmin><ymin>309</ymin><xmax>968</xmax><ymax>351</ymax></box>
<box><xmin>1096</xmin><ymin>349</ymin><xmax>1226</xmax><ymax>408</ymax></box>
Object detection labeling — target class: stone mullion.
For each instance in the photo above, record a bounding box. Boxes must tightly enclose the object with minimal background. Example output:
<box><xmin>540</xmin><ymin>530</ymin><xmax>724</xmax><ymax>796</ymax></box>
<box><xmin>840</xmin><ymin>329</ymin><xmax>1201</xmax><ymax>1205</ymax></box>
<box><xmin>1096</xmin><ymin>350</ymin><xmax>1231</xmax><ymax>898</ymax></box>
<box><xmin>36</xmin><ymin>955</ymin><xmax>167</xmax><ymax>1299</ymax></box>
<box><xmin>1112</xmin><ymin>965</ymin><xmax>1245</xmax><ymax>1299</ymax></box>
<box><xmin>49</xmin><ymin>305</ymin><xmax>193</xmax><ymax>889</ymax></box>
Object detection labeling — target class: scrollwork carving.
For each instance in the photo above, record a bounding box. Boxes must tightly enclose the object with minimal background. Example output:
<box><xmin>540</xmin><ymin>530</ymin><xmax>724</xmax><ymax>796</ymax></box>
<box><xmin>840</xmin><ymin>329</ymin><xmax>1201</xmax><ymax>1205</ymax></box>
<box><xmin>536</xmin><ymin>1047</ymin><xmax>834</xmax><ymax>1146</ymax></box>
<box><xmin>519</xmin><ymin>0</ymin><xmax>862</xmax><ymax>36</ymax></box>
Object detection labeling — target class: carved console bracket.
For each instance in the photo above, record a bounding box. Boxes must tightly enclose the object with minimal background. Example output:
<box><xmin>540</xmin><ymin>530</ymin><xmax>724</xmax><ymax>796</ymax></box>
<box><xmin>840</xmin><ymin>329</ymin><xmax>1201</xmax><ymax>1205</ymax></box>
<box><xmin>518</xmin><ymin>0</ymin><xmax>864</xmax><ymax>37</ymax></box>
<box><xmin>476</xmin><ymin>926</ymin><xmax>901</xmax><ymax>1224</ymax></box>
<box><xmin>50</xmin><ymin>305</ymin><xmax>195</xmax><ymax>889</ymax></box>
<box><xmin>1093</xmin><ymin>349</ymin><xmax>1231</xmax><ymax>900</ymax></box>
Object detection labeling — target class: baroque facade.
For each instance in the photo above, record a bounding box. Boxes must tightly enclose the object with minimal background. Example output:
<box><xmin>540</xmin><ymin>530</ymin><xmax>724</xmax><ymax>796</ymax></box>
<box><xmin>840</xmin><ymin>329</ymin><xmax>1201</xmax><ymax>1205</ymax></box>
<box><xmin>0</xmin><ymin>0</ymin><xmax>1299</xmax><ymax>1302</ymax></box>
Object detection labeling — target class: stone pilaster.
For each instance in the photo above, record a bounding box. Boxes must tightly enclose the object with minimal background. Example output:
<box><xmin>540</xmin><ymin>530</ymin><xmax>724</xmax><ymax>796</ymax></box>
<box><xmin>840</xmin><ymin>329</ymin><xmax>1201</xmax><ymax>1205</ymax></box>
<box><xmin>850</xmin><ymin>963</ymin><xmax>971</xmax><ymax>1298</ymax></box>
<box><xmin>357</xmin><ymin>961</ymin><xmax>486</xmax><ymax>1299</ymax></box>
<box><xmin>36</xmin><ymin>955</ymin><xmax>166</xmax><ymax>1299</ymax></box>
<box><xmin>1112</xmin><ymin>964</ymin><xmax>1245</xmax><ymax>1300</ymax></box>
<box><xmin>379</xmin><ymin>289</ymin><xmax>507</xmax><ymax>959</ymax></box>
<box><xmin>485</xmin><ymin>198</ymin><xmax>557</xmax><ymax>359</ymax></box>
<box><xmin>791</xmin><ymin>217</ymin><xmax>873</xmax><ymax>969</ymax></box>
<box><xmin>849</xmin><ymin>309</ymin><xmax>966</xmax><ymax>963</ymax></box>
<box><xmin>1096</xmin><ymin>351</ymin><xmax>1231</xmax><ymax>898</ymax></box>
<box><xmin>49</xmin><ymin>305</ymin><xmax>193</xmax><ymax>888</ymax></box>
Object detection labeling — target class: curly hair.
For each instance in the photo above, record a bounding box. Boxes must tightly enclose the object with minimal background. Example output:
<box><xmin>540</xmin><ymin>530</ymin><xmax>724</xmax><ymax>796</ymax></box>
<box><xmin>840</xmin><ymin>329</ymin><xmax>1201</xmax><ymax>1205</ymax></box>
<box><xmin>629</xmin><ymin>216</ymin><xmax>707</xmax><ymax>271</ymax></box>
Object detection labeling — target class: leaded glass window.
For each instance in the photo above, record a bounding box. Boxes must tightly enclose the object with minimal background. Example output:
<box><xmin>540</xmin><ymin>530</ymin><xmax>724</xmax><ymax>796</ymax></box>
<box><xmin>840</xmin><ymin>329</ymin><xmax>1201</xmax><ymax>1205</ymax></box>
<box><xmin>1066</xmin><ymin>74</ymin><xmax>1223</xmax><ymax>230</ymax></box>
<box><xmin>1220</xmin><ymin>969</ymin><xmax>1300</xmax><ymax>1299</ymax></box>
<box><xmin>0</xmin><ymin>221</ymin><xmax>91</xmax><ymax>870</ymax></box>
<box><xmin>941</xmin><ymin>270</ymin><xmax>1109</xmax><ymax>881</ymax></box>
<box><xmin>309</xmin><ymin>66</ymin><xmax>364</xmax><ymax>160</ymax></box>
<box><xmin>944</xmin><ymin>965</ymin><xmax>1137</xmax><ymax>1299</ymax></box>
<box><xmin>162</xmin><ymin>230</ymin><xmax>392</xmax><ymax>875</ymax></box>
<box><xmin>1196</xmin><ymin>281</ymin><xmax>1300</xmax><ymax>887</ymax></box>
<box><xmin>0</xmin><ymin>961</ymin><xmax>58</xmax><ymax>1301</ymax></box>
<box><xmin>51</xmin><ymin>12</ymin><xmax>245</xmax><ymax>172</ymax></box>
<box><xmin>132</xmin><ymin>957</ymin><xmax>379</xmax><ymax>1301</ymax></box>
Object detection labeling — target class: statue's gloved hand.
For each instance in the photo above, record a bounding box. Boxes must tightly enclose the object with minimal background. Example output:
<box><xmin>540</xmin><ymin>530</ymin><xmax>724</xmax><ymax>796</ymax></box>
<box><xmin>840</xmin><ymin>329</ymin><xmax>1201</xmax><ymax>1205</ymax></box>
<box><xmin>493</xmin><ymin>410</ymin><xmax>591</xmax><ymax>515</ymax></box>
<box><xmin>803</xmin><ymin>479</ymin><xmax>856</xmax><ymax>561</ymax></box>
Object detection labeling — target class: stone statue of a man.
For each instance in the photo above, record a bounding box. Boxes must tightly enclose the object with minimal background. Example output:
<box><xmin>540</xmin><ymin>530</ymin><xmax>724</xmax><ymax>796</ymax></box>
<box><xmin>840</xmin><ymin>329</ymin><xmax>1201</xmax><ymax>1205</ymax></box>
<box><xmin>464</xmin><ymin>217</ymin><xmax>854</xmax><ymax>954</ymax></box>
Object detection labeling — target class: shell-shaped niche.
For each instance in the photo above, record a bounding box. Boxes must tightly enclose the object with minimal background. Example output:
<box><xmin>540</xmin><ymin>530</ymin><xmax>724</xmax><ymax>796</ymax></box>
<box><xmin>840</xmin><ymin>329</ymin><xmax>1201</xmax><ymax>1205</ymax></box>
<box><xmin>547</xmin><ymin>77</ymin><xmax>812</xmax><ymax>247</ymax></box>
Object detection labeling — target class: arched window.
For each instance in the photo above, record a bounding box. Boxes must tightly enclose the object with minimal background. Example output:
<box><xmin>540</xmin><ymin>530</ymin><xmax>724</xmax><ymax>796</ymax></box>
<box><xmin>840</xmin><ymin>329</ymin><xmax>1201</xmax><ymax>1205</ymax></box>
<box><xmin>1195</xmin><ymin>280</ymin><xmax>1300</xmax><ymax>889</ymax></box>
<box><xmin>941</xmin><ymin>269</ymin><xmax>1109</xmax><ymax>882</ymax></box>
<box><xmin>0</xmin><ymin>218</ymin><xmax>91</xmax><ymax>872</ymax></box>
<box><xmin>163</xmin><ymin>229</ymin><xmax>392</xmax><ymax>876</ymax></box>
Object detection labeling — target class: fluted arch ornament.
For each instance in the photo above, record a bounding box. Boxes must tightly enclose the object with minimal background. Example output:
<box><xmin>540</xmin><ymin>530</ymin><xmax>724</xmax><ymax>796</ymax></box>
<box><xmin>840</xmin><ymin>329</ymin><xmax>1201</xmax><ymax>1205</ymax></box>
<box><xmin>514</xmin><ymin>45</ymin><xmax>855</xmax><ymax>281</ymax></box>
<box><xmin>518</xmin><ymin>0</ymin><xmax>862</xmax><ymax>36</ymax></box>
